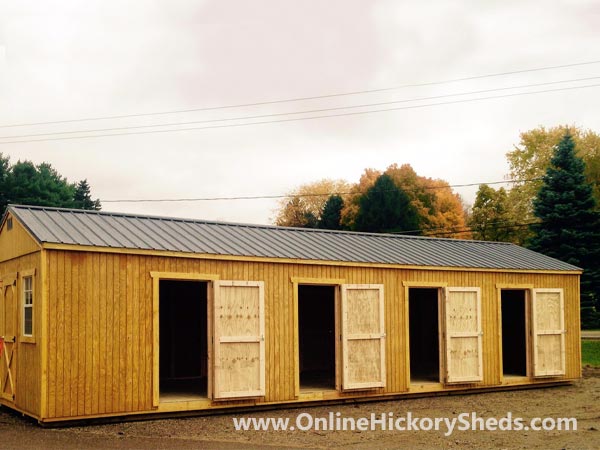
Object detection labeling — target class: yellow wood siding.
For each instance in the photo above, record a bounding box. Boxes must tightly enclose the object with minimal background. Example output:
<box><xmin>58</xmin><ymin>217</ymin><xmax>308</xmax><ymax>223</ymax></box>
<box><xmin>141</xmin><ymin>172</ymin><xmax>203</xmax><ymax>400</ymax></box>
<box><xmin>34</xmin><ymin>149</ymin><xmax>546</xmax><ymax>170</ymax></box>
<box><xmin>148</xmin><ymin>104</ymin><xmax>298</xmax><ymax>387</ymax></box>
<box><xmin>0</xmin><ymin>252</ymin><xmax>42</xmax><ymax>417</ymax></box>
<box><xmin>43</xmin><ymin>249</ymin><xmax>581</xmax><ymax>420</ymax></box>
<box><xmin>0</xmin><ymin>214</ymin><xmax>40</xmax><ymax>263</ymax></box>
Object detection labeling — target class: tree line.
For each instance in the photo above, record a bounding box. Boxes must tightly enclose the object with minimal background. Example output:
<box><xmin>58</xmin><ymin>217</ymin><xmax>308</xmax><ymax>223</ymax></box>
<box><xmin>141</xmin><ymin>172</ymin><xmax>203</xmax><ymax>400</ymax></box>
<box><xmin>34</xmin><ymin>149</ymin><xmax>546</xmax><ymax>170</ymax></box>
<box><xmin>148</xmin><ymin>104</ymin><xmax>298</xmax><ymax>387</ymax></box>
<box><xmin>274</xmin><ymin>163</ymin><xmax>468</xmax><ymax>238</ymax></box>
<box><xmin>274</xmin><ymin>126</ymin><xmax>600</xmax><ymax>328</ymax></box>
<box><xmin>0</xmin><ymin>154</ymin><xmax>101</xmax><ymax>217</ymax></box>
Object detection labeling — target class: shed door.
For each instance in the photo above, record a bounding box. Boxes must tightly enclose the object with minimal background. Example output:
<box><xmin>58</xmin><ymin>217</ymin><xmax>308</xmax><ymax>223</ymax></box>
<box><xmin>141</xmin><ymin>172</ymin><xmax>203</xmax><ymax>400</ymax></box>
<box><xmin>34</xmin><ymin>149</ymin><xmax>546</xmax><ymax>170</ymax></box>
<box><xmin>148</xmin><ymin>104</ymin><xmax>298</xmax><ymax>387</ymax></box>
<box><xmin>213</xmin><ymin>281</ymin><xmax>265</xmax><ymax>399</ymax></box>
<box><xmin>444</xmin><ymin>287</ymin><xmax>483</xmax><ymax>384</ymax></box>
<box><xmin>0</xmin><ymin>275</ymin><xmax>17</xmax><ymax>402</ymax></box>
<box><xmin>341</xmin><ymin>284</ymin><xmax>386</xmax><ymax>390</ymax></box>
<box><xmin>532</xmin><ymin>289</ymin><xmax>565</xmax><ymax>377</ymax></box>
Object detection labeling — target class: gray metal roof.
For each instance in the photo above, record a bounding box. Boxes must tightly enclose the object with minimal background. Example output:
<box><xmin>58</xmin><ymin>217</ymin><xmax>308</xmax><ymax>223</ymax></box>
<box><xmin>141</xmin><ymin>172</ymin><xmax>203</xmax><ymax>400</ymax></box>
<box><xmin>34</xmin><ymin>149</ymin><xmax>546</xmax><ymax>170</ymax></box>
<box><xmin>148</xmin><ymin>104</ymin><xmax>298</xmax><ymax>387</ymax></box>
<box><xmin>6</xmin><ymin>204</ymin><xmax>581</xmax><ymax>272</ymax></box>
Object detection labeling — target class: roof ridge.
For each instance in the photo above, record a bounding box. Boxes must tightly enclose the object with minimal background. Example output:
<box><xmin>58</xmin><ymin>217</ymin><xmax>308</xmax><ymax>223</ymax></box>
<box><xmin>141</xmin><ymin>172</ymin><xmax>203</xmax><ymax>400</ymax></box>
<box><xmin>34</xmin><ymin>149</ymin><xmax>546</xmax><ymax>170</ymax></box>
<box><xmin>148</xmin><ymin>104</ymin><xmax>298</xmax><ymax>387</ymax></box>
<box><xmin>7</xmin><ymin>204</ymin><xmax>514</xmax><ymax>245</ymax></box>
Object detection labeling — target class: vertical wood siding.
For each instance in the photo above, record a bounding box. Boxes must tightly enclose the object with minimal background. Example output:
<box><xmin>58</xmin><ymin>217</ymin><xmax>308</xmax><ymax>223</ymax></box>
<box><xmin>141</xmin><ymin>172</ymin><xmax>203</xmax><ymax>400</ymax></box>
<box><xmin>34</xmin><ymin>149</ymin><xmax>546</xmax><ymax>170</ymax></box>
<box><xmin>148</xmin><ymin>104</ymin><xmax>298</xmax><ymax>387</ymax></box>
<box><xmin>44</xmin><ymin>249</ymin><xmax>581</xmax><ymax>419</ymax></box>
<box><xmin>0</xmin><ymin>252</ymin><xmax>42</xmax><ymax>417</ymax></box>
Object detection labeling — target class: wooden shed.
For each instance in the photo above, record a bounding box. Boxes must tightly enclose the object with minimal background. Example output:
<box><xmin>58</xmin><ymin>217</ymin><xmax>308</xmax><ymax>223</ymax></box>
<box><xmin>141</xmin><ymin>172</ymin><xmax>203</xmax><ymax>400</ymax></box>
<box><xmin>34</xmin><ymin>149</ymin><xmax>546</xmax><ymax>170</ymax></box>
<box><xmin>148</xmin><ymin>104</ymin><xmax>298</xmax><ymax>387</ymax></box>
<box><xmin>0</xmin><ymin>204</ymin><xmax>582</xmax><ymax>423</ymax></box>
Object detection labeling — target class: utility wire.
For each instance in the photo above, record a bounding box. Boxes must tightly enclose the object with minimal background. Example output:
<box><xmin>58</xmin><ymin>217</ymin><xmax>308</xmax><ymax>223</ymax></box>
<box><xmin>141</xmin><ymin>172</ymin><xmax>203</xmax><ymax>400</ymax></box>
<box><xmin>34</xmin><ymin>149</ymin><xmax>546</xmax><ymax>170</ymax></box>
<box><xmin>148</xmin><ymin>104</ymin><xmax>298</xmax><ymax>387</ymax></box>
<box><xmin>396</xmin><ymin>220</ymin><xmax>538</xmax><ymax>236</ymax></box>
<box><xmin>2</xmin><ymin>76</ymin><xmax>598</xmax><ymax>140</ymax></box>
<box><xmin>2</xmin><ymin>83</ymin><xmax>599</xmax><ymax>145</ymax></box>
<box><xmin>2</xmin><ymin>59</ymin><xmax>600</xmax><ymax>129</ymax></box>
<box><xmin>100</xmin><ymin>178</ymin><xmax>539</xmax><ymax>203</ymax></box>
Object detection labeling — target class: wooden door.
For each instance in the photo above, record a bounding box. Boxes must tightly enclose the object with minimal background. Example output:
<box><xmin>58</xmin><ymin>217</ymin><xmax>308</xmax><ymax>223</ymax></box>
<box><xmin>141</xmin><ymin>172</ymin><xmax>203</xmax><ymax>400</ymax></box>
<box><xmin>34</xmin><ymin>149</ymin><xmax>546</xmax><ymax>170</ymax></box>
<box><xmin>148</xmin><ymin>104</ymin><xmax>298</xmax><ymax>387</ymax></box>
<box><xmin>532</xmin><ymin>289</ymin><xmax>565</xmax><ymax>377</ymax></box>
<box><xmin>341</xmin><ymin>284</ymin><xmax>386</xmax><ymax>390</ymax></box>
<box><xmin>444</xmin><ymin>287</ymin><xmax>483</xmax><ymax>384</ymax></box>
<box><xmin>212</xmin><ymin>281</ymin><xmax>265</xmax><ymax>399</ymax></box>
<box><xmin>0</xmin><ymin>275</ymin><xmax>17</xmax><ymax>402</ymax></box>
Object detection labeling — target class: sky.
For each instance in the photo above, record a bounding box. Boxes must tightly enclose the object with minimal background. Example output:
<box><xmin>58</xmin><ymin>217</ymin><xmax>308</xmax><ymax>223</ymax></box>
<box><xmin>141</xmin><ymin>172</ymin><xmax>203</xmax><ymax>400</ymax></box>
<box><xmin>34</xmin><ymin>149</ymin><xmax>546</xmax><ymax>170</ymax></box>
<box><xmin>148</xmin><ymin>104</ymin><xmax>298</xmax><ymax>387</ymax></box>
<box><xmin>0</xmin><ymin>0</ymin><xmax>599</xmax><ymax>225</ymax></box>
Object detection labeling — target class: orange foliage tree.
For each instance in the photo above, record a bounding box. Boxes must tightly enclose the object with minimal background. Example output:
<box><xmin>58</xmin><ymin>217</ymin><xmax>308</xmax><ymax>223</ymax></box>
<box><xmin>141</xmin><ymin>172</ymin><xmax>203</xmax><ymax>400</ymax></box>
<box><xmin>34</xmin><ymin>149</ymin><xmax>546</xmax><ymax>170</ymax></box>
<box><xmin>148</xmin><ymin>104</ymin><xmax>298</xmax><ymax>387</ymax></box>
<box><xmin>274</xmin><ymin>164</ymin><xmax>469</xmax><ymax>238</ymax></box>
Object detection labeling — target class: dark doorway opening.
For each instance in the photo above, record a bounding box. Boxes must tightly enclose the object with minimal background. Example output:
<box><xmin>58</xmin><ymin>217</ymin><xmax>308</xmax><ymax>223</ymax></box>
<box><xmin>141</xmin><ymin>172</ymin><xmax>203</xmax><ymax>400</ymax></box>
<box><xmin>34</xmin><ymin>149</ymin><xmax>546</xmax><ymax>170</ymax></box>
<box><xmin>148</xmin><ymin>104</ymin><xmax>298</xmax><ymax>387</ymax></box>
<box><xmin>159</xmin><ymin>280</ymin><xmax>208</xmax><ymax>398</ymax></box>
<box><xmin>409</xmin><ymin>288</ymin><xmax>440</xmax><ymax>383</ymax></box>
<box><xmin>501</xmin><ymin>290</ymin><xmax>527</xmax><ymax>377</ymax></box>
<box><xmin>298</xmin><ymin>285</ymin><xmax>336</xmax><ymax>390</ymax></box>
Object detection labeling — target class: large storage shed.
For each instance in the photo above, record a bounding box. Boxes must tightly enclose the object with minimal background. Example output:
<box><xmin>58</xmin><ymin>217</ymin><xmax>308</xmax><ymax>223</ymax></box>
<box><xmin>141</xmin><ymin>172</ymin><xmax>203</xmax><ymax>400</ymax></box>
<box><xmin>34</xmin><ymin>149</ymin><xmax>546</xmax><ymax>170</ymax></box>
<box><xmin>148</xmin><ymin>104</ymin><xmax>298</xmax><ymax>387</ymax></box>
<box><xmin>0</xmin><ymin>204</ymin><xmax>581</xmax><ymax>423</ymax></box>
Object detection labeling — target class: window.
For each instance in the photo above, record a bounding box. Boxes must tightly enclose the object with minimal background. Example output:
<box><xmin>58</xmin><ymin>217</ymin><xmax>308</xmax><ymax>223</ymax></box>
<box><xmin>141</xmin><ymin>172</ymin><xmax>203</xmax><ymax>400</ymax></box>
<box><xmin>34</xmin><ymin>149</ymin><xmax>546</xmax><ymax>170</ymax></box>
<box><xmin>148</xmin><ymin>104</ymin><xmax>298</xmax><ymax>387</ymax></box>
<box><xmin>23</xmin><ymin>275</ymin><xmax>33</xmax><ymax>337</ymax></box>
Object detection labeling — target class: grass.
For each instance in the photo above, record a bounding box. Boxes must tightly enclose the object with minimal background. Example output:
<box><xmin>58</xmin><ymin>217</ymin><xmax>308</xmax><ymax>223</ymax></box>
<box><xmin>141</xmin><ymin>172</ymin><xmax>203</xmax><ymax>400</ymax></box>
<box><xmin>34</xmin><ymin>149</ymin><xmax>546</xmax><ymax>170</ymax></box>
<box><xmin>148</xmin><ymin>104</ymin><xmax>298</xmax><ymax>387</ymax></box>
<box><xmin>582</xmin><ymin>340</ymin><xmax>600</xmax><ymax>367</ymax></box>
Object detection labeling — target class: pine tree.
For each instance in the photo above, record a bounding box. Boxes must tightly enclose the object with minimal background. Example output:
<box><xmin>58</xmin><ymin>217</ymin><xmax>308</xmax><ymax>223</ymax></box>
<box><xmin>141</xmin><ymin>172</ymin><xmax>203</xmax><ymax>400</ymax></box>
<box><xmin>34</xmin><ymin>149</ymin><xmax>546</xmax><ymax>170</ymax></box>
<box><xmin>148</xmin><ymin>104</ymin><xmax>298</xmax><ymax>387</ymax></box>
<box><xmin>318</xmin><ymin>195</ymin><xmax>344</xmax><ymax>230</ymax></box>
<box><xmin>354</xmin><ymin>174</ymin><xmax>420</xmax><ymax>233</ymax></box>
<box><xmin>73</xmin><ymin>179</ymin><xmax>102</xmax><ymax>210</ymax></box>
<box><xmin>529</xmin><ymin>131</ymin><xmax>600</xmax><ymax>328</ymax></box>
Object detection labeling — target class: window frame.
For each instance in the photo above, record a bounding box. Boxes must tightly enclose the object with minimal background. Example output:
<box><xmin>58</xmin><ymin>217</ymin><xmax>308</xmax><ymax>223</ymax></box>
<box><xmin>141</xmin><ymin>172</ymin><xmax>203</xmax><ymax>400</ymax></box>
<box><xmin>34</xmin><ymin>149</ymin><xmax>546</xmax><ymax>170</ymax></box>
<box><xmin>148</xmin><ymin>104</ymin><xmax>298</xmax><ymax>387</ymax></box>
<box><xmin>20</xmin><ymin>269</ymin><xmax>36</xmax><ymax>343</ymax></box>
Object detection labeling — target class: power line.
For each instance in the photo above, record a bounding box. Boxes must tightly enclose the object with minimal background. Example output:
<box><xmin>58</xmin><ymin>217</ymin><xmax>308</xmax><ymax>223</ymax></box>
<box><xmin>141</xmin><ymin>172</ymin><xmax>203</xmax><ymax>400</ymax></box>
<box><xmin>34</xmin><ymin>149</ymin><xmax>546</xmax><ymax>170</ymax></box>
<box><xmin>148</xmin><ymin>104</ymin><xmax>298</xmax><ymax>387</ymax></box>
<box><xmin>100</xmin><ymin>178</ymin><xmax>540</xmax><ymax>203</ymax></box>
<box><xmin>3</xmin><ymin>76</ymin><xmax>598</xmax><ymax>140</ymax></box>
<box><xmin>2</xmin><ymin>59</ymin><xmax>600</xmax><ymax>129</ymax></box>
<box><xmin>397</xmin><ymin>220</ymin><xmax>537</xmax><ymax>237</ymax></box>
<box><xmin>2</xmin><ymin>83</ymin><xmax>599</xmax><ymax>145</ymax></box>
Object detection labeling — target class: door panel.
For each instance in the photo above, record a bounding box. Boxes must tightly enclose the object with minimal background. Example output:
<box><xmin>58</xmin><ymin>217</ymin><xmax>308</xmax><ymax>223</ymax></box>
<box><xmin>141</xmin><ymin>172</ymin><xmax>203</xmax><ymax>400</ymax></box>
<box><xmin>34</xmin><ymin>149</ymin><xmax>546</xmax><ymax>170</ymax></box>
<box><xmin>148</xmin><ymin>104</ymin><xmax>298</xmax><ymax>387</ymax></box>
<box><xmin>444</xmin><ymin>287</ymin><xmax>483</xmax><ymax>384</ymax></box>
<box><xmin>213</xmin><ymin>281</ymin><xmax>265</xmax><ymax>399</ymax></box>
<box><xmin>341</xmin><ymin>284</ymin><xmax>386</xmax><ymax>390</ymax></box>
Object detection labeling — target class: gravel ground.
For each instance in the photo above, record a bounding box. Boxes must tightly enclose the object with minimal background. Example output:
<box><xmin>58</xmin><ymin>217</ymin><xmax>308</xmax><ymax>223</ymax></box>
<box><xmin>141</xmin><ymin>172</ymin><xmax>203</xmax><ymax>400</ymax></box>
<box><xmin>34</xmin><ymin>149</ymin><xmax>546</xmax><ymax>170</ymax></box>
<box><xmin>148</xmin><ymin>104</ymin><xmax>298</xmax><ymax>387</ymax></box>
<box><xmin>1</xmin><ymin>368</ymin><xmax>599</xmax><ymax>449</ymax></box>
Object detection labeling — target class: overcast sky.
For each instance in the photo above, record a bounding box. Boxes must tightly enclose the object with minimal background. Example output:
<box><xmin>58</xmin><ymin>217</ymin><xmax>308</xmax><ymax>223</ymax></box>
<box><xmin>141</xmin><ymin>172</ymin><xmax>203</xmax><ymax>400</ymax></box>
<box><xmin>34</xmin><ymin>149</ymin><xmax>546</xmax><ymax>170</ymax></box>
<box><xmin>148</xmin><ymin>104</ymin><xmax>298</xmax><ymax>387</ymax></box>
<box><xmin>1</xmin><ymin>0</ymin><xmax>599</xmax><ymax>224</ymax></box>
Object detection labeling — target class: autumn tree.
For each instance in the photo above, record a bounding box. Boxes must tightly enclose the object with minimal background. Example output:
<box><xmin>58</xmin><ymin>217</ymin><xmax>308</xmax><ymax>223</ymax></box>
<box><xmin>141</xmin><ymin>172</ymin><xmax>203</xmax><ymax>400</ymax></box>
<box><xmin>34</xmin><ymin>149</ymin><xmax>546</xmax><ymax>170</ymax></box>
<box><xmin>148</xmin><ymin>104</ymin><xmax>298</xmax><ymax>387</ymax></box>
<box><xmin>354</xmin><ymin>174</ymin><xmax>420</xmax><ymax>233</ymax></box>
<box><xmin>384</xmin><ymin>164</ymin><xmax>469</xmax><ymax>238</ymax></box>
<box><xmin>339</xmin><ymin>168</ymin><xmax>381</xmax><ymax>229</ymax></box>
<box><xmin>469</xmin><ymin>184</ymin><xmax>513</xmax><ymax>241</ymax></box>
<box><xmin>529</xmin><ymin>132</ymin><xmax>600</xmax><ymax>328</ymax></box>
<box><xmin>274</xmin><ymin>179</ymin><xmax>351</xmax><ymax>227</ymax></box>
<box><xmin>506</xmin><ymin>125</ymin><xmax>600</xmax><ymax>244</ymax></box>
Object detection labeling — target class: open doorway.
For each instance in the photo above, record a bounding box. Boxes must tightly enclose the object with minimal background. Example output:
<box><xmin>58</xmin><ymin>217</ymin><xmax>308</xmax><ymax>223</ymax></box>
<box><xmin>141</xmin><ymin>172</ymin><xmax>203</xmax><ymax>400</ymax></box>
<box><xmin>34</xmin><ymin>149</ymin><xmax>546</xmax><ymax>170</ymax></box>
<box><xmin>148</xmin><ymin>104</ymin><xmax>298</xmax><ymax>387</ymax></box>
<box><xmin>408</xmin><ymin>288</ymin><xmax>440</xmax><ymax>383</ymax></box>
<box><xmin>501</xmin><ymin>290</ymin><xmax>528</xmax><ymax>377</ymax></box>
<box><xmin>159</xmin><ymin>280</ymin><xmax>208</xmax><ymax>399</ymax></box>
<box><xmin>298</xmin><ymin>285</ymin><xmax>336</xmax><ymax>390</ymax></box>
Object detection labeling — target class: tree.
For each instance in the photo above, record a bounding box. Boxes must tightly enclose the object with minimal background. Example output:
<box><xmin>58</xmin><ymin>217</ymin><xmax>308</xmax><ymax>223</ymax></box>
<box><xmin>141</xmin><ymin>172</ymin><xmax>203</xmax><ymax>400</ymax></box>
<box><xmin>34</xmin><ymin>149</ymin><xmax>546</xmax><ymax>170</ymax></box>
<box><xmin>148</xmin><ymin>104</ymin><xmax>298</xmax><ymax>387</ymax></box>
<box><xmin>506</xmin><ymin>125</ymin><xmax>600</xmax><ymax>245</ymax></box>
<box><xmin>3</xmin><ymin>161</ymin><xmax>75</xmax><ymax>213</ymax></box>
<box><xmin>274</xmin><ymin>179</ymin><xmax>350</xmax><ymax>227</ymax></box>
<box><xmin>318</xmin><ymin>195</ymin><xmax>344</xmax><ymax>230</ymax></box>
<box><xmin>0</xmin><ymin>156</ymin><xmax>102</xmax><ymax>217</ymax></box>
<box><xmin>73</xmin><ymin>179</ymin><xmax>102</xmax><ymax>210</ymax></box>
<box><xmin>469</xmin><ymin>185</ymin><xmax>513</xmax><ymax>241</ymax></box>
<box><xmin>529</xmin><ymin>132</ymin><xmax>600</xmax><ymax>328</ymax></box>
<box><xmin>354</xmin><ymin>174</ymin><xmax>420</xmax><ymax>233</ymax></box>
<box><xmin>384</xmin><ymin>164</ymin><xmax>469</xmax><ymax>238</ymax></box>
<box><xmin>0</xmin><ymin>154</ymin><xmax>9</xmax><ymax>214</ymax></box>
<box><xmin>340</xmin><ymin>168</ymin><xmax>381</xmax><ymax>229</ymax></box>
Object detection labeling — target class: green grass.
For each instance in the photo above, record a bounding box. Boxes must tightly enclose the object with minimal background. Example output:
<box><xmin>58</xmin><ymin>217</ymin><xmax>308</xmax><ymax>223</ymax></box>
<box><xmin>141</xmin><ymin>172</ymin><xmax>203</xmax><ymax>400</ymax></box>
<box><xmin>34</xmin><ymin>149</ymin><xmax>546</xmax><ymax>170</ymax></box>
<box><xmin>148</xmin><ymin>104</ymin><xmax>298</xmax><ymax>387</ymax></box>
<box><xmin>582</xmin><ymin>340</ymin><xmax>600</xmax><ymax>367</ymax></box>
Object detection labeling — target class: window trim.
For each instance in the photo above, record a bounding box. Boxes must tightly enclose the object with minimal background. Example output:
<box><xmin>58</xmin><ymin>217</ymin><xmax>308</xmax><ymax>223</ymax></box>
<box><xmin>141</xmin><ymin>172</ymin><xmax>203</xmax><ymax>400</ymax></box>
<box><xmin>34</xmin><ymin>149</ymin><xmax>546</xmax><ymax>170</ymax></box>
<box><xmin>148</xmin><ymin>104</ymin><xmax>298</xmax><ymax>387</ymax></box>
<box><xmin>20</xmin><ymin>269</ymin><xmax>36</xmax><ymax>343</ymax></box>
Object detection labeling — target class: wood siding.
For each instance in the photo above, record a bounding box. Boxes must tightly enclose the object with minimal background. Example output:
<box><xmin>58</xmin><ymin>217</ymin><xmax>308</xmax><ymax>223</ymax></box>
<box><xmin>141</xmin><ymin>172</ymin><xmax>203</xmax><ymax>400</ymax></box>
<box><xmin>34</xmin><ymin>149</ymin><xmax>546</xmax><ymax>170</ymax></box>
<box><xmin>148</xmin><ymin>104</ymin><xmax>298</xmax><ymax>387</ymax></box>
<box><xmin>0</xmin><ymin>214</ymin><xmax>40</xmax><ymax>264</ymax></box>
<box><xmin>43</xmin><ymin>249</ymin><xmax>581</xmax><ymax>420</ymax></box>
<box><xmin>0</xmin><ymin>251</ymin><xmax>42</xmax><ymax>417</ymax></box>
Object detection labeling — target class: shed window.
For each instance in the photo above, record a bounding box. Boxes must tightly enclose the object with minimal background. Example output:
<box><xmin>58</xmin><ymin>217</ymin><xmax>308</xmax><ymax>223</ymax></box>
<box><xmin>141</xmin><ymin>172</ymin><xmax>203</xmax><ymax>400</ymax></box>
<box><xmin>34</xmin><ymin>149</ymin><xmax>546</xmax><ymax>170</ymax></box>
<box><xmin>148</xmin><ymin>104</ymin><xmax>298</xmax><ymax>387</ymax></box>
<box><xmin>23</xmin><ymin>276</ymin><xmax>33</xmax><ymax>337</ymax></box>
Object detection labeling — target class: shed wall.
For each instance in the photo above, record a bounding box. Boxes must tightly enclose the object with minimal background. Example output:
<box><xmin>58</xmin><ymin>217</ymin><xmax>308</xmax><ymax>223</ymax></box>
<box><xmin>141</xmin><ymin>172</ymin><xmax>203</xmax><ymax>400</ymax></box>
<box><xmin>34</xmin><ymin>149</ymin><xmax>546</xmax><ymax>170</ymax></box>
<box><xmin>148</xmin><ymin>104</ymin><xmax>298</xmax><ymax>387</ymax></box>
<box><xmin>44</xmin><ymin>249</ymin><xmax>581</xmax><ymax>420</ymax></box>
<box><xmin>0</xmin><ymin>251</ymin><xmax>43</xmax><ymax>417</ymax></box>
<box><xmin>0</xmin><ymin>214</ymin><xmax>40</xmax><ymax>264</ymax></box>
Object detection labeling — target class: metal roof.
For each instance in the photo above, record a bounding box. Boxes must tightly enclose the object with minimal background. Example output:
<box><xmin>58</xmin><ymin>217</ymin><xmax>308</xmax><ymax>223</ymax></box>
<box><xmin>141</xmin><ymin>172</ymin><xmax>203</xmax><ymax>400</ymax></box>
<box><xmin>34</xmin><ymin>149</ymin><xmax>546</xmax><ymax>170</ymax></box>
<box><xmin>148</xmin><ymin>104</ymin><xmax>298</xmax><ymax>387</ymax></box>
<box><xmin>6</xmin><ymin>204</ymin><xmax>581</xmax><ymax>272</ymax></box>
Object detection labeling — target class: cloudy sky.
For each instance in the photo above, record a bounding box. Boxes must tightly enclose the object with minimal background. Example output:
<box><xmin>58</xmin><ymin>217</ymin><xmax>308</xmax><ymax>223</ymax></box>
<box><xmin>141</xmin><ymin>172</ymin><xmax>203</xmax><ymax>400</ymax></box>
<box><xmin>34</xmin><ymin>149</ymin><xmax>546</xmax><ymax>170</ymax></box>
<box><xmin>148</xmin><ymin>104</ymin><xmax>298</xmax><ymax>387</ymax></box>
<box><xmin>1</xmin><ymin>0</ymin><xmax>599</xmax><ymax>224</ymax></box>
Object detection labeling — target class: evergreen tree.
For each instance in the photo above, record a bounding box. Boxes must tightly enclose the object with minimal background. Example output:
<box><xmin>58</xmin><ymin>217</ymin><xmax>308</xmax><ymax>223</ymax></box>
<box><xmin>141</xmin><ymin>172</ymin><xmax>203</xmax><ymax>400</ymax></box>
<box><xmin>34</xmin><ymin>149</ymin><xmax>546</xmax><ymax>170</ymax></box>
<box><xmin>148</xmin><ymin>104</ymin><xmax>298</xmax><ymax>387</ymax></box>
<box><xmin>354</xmin><ymin>174</ymin><xmax>420</xmax><ymax>233</ymax></box>
<box><xmin>318</xmin><ymin>195</ymin><xmax>344</xmax><ymax>230</ymax></box>
<box><xmin>529</xmin><ymin>132</ymin><xmax>600</xmax><ymax>328</ymax></box>
<box><xmin>0</xmin><ymin>157</ymin><xmax>102</xmax><ymax>216</ymax></box>
<box><xmin>3</xmin><ymin>161</ymin><xmax>75</xmax><ymax>213</ymax></box>
<box><xmin>73</xmin><ymin>179</ymin><xmax>102</xmax><ymax>210</ymax></box>
<box><xmin>0</xmin><ymin>154</ymin><xmax>9</xmax><ymax>215</ymax></box>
